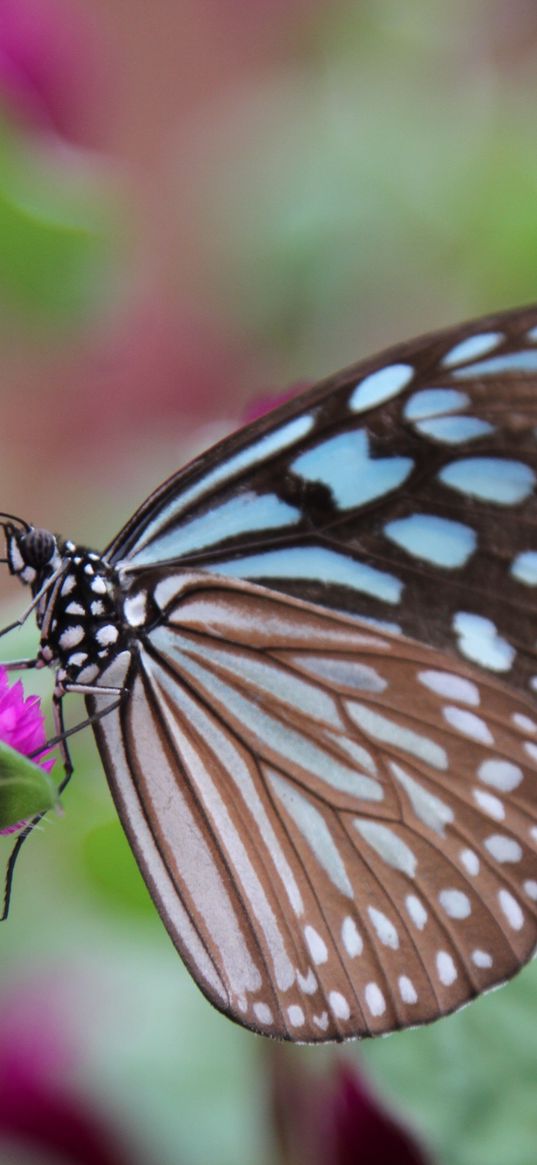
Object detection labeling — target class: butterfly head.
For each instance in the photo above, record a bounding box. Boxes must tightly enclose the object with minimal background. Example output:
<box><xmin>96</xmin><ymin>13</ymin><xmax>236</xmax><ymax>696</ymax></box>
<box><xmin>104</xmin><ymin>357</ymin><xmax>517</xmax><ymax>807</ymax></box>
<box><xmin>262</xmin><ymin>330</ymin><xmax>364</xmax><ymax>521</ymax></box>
<box><xmin>1</xmin><ymin>517</ymin><xmax>61</xmax><ymax>588</ymax></box>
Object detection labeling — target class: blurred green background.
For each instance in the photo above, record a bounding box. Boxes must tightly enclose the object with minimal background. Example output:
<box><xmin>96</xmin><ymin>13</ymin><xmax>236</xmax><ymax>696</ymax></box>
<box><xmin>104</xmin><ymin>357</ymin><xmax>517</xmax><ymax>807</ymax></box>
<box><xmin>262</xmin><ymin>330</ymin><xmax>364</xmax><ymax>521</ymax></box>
<box><xmin>1</xmin><ymin>1</ymin><xmax>537</xmax><ymax>1162</ymax></box>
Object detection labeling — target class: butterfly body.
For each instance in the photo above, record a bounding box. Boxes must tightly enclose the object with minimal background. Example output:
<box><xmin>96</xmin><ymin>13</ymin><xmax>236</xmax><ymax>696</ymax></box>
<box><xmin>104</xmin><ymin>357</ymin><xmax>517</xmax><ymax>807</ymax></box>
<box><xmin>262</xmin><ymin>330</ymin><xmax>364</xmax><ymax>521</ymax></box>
<box><xmin>3</xmin><ymin>303</ymin><xmax>537</xmax><ymax>1041</ymax></box>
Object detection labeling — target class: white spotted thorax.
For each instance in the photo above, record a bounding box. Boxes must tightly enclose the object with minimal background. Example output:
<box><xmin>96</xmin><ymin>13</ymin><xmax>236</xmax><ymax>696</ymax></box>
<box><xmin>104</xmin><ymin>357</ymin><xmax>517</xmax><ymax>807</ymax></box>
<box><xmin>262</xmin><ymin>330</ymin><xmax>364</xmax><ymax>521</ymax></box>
<box><xmin>2</xmin><ymin>303</ymin><xmax>537</xmax><ymax>1043</ymax></box>
<box><xmin>5</xmin><ymin>526</ymin><xmax>128</xmax><ymax>692</ymax></box>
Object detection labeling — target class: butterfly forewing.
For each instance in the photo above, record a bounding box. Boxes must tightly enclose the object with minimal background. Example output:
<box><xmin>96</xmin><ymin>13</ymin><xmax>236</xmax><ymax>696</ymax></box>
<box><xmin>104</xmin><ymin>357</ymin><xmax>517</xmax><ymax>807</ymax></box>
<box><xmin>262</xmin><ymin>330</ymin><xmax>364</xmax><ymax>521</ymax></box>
<box><xmin>89</xmin><ymin>573</ymin><xmax>537</xmax><ymax>1040</ymax></box>
<box><xmin>108</xmin><ymin>304</ymin><xmax>537</xmax><ymax>698</ymax></box>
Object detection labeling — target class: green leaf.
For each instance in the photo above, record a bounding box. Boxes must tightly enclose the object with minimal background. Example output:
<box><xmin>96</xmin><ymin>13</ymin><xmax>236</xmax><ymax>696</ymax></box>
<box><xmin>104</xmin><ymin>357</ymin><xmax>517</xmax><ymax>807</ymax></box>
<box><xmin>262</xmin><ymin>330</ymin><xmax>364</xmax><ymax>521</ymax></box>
<box><xmin>0</xmin><ymin>741</ymin><xmax>59</xmax><ymax>830</ymax></box>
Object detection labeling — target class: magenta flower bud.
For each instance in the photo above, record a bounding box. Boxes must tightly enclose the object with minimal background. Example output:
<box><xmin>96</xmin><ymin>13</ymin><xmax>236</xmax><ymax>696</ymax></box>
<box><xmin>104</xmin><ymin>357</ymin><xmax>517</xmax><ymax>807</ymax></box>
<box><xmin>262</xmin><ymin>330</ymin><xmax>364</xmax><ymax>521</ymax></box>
<box><xmin>0</xmin><ymin>665</ymin><xmax>54</xmax><ymax>835</ymax></box>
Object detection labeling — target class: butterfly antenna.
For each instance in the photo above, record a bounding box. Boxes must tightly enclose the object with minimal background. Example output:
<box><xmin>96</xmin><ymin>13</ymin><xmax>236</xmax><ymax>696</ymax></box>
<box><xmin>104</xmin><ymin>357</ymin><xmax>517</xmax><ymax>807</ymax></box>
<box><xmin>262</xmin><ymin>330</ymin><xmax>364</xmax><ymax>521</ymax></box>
<box><xmin>0</xmin><ymin>513</ymin><xmax>31</xmax><ymax>533</ymax></box>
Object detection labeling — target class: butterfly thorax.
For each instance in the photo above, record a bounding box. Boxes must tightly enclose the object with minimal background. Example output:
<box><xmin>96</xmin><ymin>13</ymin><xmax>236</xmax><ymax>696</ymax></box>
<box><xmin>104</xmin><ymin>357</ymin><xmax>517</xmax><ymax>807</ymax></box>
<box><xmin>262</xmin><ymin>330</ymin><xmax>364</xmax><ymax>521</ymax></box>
<box><xmin>6</xmin><ymin>525</ymin><xmax>127</xmax><ymax>689</ymax></box>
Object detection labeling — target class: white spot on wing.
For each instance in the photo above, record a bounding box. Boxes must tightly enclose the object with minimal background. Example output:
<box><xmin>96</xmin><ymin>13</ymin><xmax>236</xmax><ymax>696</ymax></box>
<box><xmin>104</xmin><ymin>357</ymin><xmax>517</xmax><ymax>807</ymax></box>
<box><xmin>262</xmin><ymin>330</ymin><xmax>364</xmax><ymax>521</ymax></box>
<box><xmin>288</xmin><ymin>1004</ymin><xmax>305</xmax><ymax>1027</ymax></box>
<box><xmin>364</xmin><ymin>982</ymin><xmax>386</xmax><ymax>1016</ymax></box>
<box><xmin>484</xmin><ymin>835</ymin><xmax>522</xmax><ymax>863</ymax></box>
<box><xmin>342</xmin><ymin>916</ymin><xmax>363</xmax><ymax>957</ymax></box>
<box><xmin>355</xmin><ymin>820</ymin><xmax>417</xmax><ymax>876</ymax></box>
<box><xmin>460</xmin><ymin>848</ymin><xmax>480</xmax><ymax>875</ymax></box>
<box><xmin>254</xmin><ymin>1002</ymin><xmax>273</xmax><ymax>1025</ymax></box>
<box><xmin>297</xmin><ymin>968</ymin><xmax>318</xmax><ymax>994</ymax></box>
<box><xmin>443</xmin><ymin>705</ymin><xmax>493</xmax><ymax>745</ymax></box>
<box><xmin>473</xmin><ymin>789</ymin><xmax>505</xmax><ymax>820</ymax></box>
<box><xmin>477</xmin><ymin>758</ymin><xmax>522</xmax><ymax>792</ymax></box>
<box><xmin>398</xmin><ymin>975</ymin><xmax>418</xmax><ymax>1004</ymax></box>
<box><xmin>419</xmin><ymin>670</ymin><xmax>480</xmax><ymax>706</ymax></box>
<box><xmin>406</xmin><ymin>894</ymin><xmax>428</xmax><ymax>929</ymax></box>
<box><xmin>348</xmin><ymin>704</ymin><xmax>448</xmax><ymax>770</ymax></box>
<box><xmin>288</xmin><ymin>654</ymin><xmax>387</xmax><ymax>694</ymax></box>
<box><xmin>438</xmin><ymin>889</ymin><xmax>471</xmax><ymax>919</ymax></box>
<box><xmin>368</xmin><ymin>906</ymin><xmax>399</xmax><ymax>948</ymax></box>
<box><xmin>472</xmin><ymin>949</ymin><xmax>493</xmax><ymax>968</ymax></box>
<box><xmin>498</xmin><ymin>889</ymin><xmax>524</xmax><ymax>930</ymax></box>
<box><xmin>391</xmin><ymin>763</ymin><xmax>454</xmax><ymax>835</ymax></box>
<box><xmin>270</xmin><ymin>774</ymin><xmax>354</xmax><ymax>897</ymax></box>
<box><xmin>329</xmin><ymin>991</ymin><xmax>350</xmax><ymax>1020</ymax></box>
<box><xmin>304</xmin><ymin>925</ymin><xmax>328</xmax><ymax>965</ymax></box>
<box><xmin>124</xmin><ymin>592</ymin><xmax>147</xmax><ymax>626</ymax></box>
<box><xmin>512</xmin><ymin>713</ymin><xmax>537</xmax><ymax>734</ymax></box>
<box><xmin>436</xmin><ymin>950</ymin><xmax>457</xmax><ymax>985</ymax></box>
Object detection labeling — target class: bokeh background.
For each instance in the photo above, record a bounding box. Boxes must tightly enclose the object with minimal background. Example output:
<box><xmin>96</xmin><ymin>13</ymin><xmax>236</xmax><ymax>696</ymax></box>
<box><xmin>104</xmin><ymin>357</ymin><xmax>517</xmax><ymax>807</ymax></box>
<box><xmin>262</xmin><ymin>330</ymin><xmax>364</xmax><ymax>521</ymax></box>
<box><xmin>1</xmin><ymin>1</ymin><xmax>537</xmax><ymax>1162</ymax></box>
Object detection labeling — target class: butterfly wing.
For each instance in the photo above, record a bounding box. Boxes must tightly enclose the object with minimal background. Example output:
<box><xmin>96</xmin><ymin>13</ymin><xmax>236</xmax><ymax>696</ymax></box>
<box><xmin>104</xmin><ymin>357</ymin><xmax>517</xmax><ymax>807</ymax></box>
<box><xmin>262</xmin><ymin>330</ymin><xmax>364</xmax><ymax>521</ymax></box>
<box><xmin>88</xmin><ymin>573</ymin><xmax>537</xmax><ymax>1041</ymax></box>
<box><xmin>106</xmin><ymin>303</ymin><xmax>537</xmax><ymax>696</ymax></box>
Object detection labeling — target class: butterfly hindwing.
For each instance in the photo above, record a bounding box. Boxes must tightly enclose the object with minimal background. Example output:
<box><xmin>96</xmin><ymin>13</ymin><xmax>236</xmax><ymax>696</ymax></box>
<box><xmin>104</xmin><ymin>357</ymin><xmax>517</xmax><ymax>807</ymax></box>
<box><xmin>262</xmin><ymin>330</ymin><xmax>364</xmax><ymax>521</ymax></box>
<box><xmin>89</xmin><ymin>573</ymin><xmax>537</xmax><ymax>1041</ymax></box>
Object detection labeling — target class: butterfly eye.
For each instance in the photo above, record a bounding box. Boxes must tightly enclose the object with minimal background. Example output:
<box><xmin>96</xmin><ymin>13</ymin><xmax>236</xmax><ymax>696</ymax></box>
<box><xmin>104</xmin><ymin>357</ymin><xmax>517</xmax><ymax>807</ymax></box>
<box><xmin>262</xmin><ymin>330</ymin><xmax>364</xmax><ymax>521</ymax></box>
<box><xmin>19</xmin><ymin>529</ymin><xmax>57</xmax><ymax>569</ymax></box>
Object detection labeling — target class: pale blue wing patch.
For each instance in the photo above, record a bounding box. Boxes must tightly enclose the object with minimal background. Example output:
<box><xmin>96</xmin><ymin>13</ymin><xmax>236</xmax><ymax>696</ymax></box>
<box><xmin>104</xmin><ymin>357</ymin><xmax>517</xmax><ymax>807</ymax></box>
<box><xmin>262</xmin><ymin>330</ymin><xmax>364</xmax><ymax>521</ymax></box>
<box><xmin>441</xmin><ymin>332</ymin><xmax>503</xmax><ymax>368</ymax></box>
<box><xmin>129</xmin><ymin>492</ymin><xmax>300</xmax><ymax>566</ymax></box>
<box><xmin>438</xmin><ymin>457</ymin><xmax>535</xmax><ymax>505</ymax></box>
<box><xmin>126</xmin><ymin>414</ymin><xmax>315</xmax><ymax>561</ymax></box>
<box><xmin>453</xmin><ymin>351</ymin><xmax>537</xmax><ymax>377</ymax></box>
<box><xmin>384</xmin><ymin>513</ymin><xmax>476</xmax><ymax>568</ymax></box>
<box><xmin>349</xmin><ymin>363</ymin><xmax>413</xmax><ymax>413</ymax></box>
<box><xmin>205</xmin><ymin>546</ymin><xmax>403</xmax><ymax>604</ymax></box>
<box><xmin>511</xmin><ymin>551</ymin><xmax>537</xmax><ymax>586</ymax></box>
<box><xmin>452</xmin><ymin>612</ymin><xmax>515</xmax><ymax>672</ymax></box>
<box><xmin>268</xmin><ymin>771</ymin><xmax>354</xmax><ymax>898</ymax></box>
<box><xmin>414</xmin><ymin>417</ymin><xmax>495</xmax><ymax>445</ymax></box>
<box><xmin>404</xmin><ymin>388</ymin><xmax>469</xmax><ymax>420</ymax></box>
<box><xmin>291</xmin><ymin>429</ymin><xmax>413</xmax><ymax>509</ymax></box>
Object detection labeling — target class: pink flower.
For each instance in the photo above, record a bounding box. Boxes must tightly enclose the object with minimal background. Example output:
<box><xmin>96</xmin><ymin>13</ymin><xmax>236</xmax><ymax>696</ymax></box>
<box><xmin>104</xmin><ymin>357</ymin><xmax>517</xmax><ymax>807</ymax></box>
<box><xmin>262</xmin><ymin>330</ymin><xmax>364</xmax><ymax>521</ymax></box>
<box><xmin>0</xmin><ymin>982</ymin><xmax>138</xmax><ymax>1165</ymax></box>
<box><xmin>0</xmin><ymin>0</ymin><xmax>100</xmax><ymax>143</ymax></box>
<box><xmin>0</xmin><ymin>665</ymin><xmax>54</xmax><ymax>835</ymax></box>
<box><xmin>0</xmin><ymin>667</ymin><xmax>53</xmax><ymax>772</ymax></box>
<box><xmin>241</xmin><ymin>383</ymin><xmax>309</xmax><ymax>424</ymax></box>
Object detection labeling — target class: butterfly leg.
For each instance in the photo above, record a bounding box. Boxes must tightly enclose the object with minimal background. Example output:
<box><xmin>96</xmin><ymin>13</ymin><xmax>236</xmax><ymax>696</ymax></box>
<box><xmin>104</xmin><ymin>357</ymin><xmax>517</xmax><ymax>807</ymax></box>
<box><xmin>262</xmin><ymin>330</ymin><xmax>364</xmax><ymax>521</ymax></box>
<box><xmin>1</xmin><ymin>684</ymin><xmax>124</xmax><ymax>920</ymax></box>
<box><xmin>2</xmin><ymin>657</ymin><xmax>40</xmax><ymax>670</ymax></box>
<box><xmin>0</xmin><ymin>570</ymin><xmax>63</xmax><ymax>641</ymax></box>
<box><xmin>1</xmin><ymin>692</ymin><xmax>69</xmax><ymax>921</ymax></box>
<box><xmin>43</xmin><ymin>681</ymin><xmax>124</xmax><ymax>765</ymax></box>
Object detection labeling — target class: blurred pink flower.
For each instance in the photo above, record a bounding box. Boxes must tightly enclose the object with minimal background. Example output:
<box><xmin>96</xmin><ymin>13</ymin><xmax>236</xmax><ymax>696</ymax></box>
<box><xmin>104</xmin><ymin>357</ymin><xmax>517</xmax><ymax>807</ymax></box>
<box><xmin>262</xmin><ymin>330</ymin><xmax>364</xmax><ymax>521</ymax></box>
<box><xmin>241</xmin><ymin>383</ymin><xmax>309</xmax><ymax>424</ymax></box>
<box><xmin>0</xmin><ymin>982</ymin><xmax>137</xmax><ymax>1164</ymax></box>
<box><xmin>0</xmin><ymin>664</ymin><xmax>54</xmax><ymax>834</ymax></box>
<box><xmin>0</xmin><ymin>0</ymin><xmax>101</xmax><ymax>143</ymax></box>
<box><xmin>270</xmin><ymin>1050</ymin><xmax>433</xmax><ymax>1165</ymax></box>
<box><xmin>0</xmin><ymin>666</ymin><xmax>53</xmax><ymax>772</ymax></box>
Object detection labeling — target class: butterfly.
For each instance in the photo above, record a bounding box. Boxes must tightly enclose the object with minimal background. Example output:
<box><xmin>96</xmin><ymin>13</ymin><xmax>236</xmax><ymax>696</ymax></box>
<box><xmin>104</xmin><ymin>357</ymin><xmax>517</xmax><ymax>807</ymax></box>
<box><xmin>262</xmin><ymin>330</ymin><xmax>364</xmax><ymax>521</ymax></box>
<box><xmin>1</xmin><ymin>302</ymin><xmax>537</xmax><ymax>1043</ymax></box>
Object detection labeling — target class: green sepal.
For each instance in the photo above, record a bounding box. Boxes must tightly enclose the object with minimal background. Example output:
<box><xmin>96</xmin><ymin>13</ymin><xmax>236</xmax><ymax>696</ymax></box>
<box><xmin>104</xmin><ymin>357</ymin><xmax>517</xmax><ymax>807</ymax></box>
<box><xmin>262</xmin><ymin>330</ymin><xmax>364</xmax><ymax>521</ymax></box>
<box><xmin>0</xmin><ymin>741</ymin><xmax>59</xmax><ymax>830</ymax></box>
